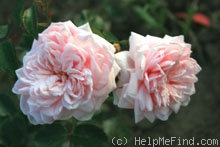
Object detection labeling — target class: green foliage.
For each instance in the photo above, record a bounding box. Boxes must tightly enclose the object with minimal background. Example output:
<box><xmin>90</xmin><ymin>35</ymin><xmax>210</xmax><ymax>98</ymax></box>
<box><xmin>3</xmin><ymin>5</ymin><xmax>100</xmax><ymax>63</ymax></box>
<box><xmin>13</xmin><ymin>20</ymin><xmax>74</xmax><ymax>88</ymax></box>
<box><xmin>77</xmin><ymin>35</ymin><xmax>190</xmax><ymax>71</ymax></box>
<box><xmin>0</xmin><ymin>93</ymin><xmax>17</xmax><ymax>117</ymax></box>
<box><xmin>72</xmin><ymin>123</ymin><xmax>108</xmax><ymax>147</ymax></box>
<box><xmin>182</xmin><ymin>1</ymin><xmax>198</xmax><ymax>35</ymax></box>
<box><xmin>23</xmin><ymin>4</ymin><xmax>38</xmax><ymax>39</ymax></box>
<box><xmin>0</xmin><ymin>25</ymin><xmax>8</xmax><ymax>39</ymax></box>
<box><xmin>90</xmin><ymin>28</ymin><xmax>119</xmax><ymax>43</ymax></box>
<box><xmin>0</xmin><ymin>40</ymin><xmax>17</xmax><ymax>73</ymax></box>
<box><xmin>132</xmin><ymin>0</ymin><xmax>169</xmax><ymax>35</ymax></box>
<box><xmin>133</xmin><ymin>5</ymin><xmax>167</xmax><ymax>33</ymax></box>
<box><xmin>103</xmin><ymin>117</ymin><xmax>133</xmax><ymax>142</ymax></box>
<box><xmin>0</xmin><ymin>0</ymin><xmax>219</xmax><ymax>146</ymax></box>
<box><xmin>0</xmin><ymin>116</ymin><xmax>28</xmax><ymax>146</ymax></box>
<box><xmin>13</xmin><ymin>0</ymin><xmax>25</xmax><ymax>26</ymax></box>
<box><xmin>34</xmin><ymin>124</ymin><xmax>68</xmax><ymax>147</ymax></box>
<box><xmin>103</xmin><ymin>31</ymin><xmax>119</xmax><ymax>43</ymax></box>
<box><xmin>79</xmin><ymin>10</ymin><xmax>110</xmax><ymax>31</ymax></box>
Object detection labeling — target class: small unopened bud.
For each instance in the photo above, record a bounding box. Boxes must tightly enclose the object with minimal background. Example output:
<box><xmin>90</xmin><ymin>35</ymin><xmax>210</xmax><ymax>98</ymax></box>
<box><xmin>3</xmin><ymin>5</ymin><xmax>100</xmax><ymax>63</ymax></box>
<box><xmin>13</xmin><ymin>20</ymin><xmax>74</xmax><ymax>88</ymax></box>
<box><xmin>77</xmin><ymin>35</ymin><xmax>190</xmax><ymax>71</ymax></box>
<box><xmin>113</xmin><ymin>43</ymin><xmax>121</xmax><ymax>53</ymax></box>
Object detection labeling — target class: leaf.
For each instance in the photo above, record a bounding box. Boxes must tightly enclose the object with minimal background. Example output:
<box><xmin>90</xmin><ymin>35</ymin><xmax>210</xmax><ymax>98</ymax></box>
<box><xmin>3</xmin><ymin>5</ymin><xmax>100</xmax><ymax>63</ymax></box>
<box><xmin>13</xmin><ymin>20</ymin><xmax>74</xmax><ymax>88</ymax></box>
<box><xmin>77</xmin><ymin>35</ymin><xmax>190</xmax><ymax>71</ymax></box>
<box><xmin>91</xmin><ymin>27</ymin><xmax>105</xmax><ymax>38</ymax></box>
<box><xmin>19</xmin><ymin>33</ymin><xmax>34</xmax><ymax>50</ymax></box>
<box><xmin>23</xmin><ymin>5</ymin><xmax>38</xmax><ymax>38</ymax></box>
<box><xmin>103</xmin><ymin>117</ymin><xmax>133</xmax><ymax>142</ymax></box>
<box><xmin>0</xmin><ymin>93</ymin><xmax>17</xmax><ymax>116</ymax></box>
<box><xmin>0</xmin><ymin>139</ymin><xmax>4</xmax><ymax>146</ymax></box>
<box><xmin>134</xmin><ymin>6</ymin><xmax>157</xmax><ymax>26</ymax></box>
<box><xmin>34</xmin><ymin>124</ymin><xmax>68</xmax><ymax>147</ymax></box>
<box><xmin>133</xmin><ymin>6</ymin><xmax>167</xmax><ymax>33</ymax></box>
<box><xmin>182</xmin><ymin>1</ymin><xmax>198</xmax><ymax>35</ymax></box>
<box><xmin>0</xmin><ymin>25</ymin><xmax>8</xmax><ymax>39</ymax></box>
<box><xmin>72</xmin><ymin>123</ymin><xmax>108</xmax><ymax>147</ymax></box>
<box><xmin>13</xmin><ymin>0</ymin><xmax>25</xmax><ymax>26</ymax></box>
<box><xmin>0</xmin><ymin>40</ymin><xmax>17</xmax><ymax>73</ymax></box>
<box><xmin>103</xmin><ymin>31</ymin><xmax>119</xmax><ymax>43</ymax></box>
<box><xmin>0</xmin><ymin>116</ymin><xmax>28</xmax><ymax>146</ymax></box>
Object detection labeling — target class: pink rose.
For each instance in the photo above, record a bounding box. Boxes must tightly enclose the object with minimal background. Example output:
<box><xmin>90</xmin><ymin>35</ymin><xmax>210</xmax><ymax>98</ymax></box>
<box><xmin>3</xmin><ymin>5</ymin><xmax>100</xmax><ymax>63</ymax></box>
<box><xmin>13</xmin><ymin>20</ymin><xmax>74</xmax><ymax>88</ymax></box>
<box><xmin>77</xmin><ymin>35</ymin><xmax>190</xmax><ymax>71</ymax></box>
<box><xmin>12</xmin><ymin>21</ymin><xmax>120</xmax><ymax>125</ymax></box>
<box><xmin>114</xmin><ymin>32</ymin><xmax>201</xmax><ymax>123</ymax></box>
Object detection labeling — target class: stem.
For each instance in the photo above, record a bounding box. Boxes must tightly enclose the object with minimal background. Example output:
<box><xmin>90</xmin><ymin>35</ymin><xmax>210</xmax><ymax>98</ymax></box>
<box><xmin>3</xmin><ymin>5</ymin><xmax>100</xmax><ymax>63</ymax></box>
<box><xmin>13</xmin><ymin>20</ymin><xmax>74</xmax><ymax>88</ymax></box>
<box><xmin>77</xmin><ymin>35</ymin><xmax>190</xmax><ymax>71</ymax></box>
<box><xmin>66</xmin><ymin>118</ymin><xmax>77</xmax><ymax>147</ymax></box>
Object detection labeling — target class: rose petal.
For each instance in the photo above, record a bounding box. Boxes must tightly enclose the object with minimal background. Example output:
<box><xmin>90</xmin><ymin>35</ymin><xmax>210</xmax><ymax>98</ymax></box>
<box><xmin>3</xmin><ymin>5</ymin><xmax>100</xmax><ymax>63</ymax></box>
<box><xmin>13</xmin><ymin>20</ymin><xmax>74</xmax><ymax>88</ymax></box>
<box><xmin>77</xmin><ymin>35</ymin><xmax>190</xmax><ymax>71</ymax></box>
<box><xmin>114</xmin><ymin>32</ymin><xmax>201</xmax><ymax>123</ymax></box>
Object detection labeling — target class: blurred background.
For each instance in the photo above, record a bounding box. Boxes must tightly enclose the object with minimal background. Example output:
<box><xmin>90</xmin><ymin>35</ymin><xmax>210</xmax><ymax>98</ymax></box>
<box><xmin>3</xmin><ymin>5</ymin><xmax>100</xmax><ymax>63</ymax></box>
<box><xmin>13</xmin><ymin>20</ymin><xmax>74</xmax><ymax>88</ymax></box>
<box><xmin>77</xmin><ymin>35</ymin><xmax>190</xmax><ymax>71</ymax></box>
<box><xmin>0</xmin><ymin>0</ymin><xmax>220</xmax><ymax>146</ymax></box>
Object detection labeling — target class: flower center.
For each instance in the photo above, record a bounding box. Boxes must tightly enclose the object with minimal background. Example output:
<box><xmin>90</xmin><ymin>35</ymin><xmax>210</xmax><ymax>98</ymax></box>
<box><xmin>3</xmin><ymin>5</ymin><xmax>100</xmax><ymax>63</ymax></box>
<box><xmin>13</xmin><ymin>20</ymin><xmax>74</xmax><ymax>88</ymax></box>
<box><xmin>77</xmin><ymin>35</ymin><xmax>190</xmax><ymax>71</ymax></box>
<box><xmin>58</xmin><ymin>71</ymin><xmax>68</xmax><ymax>76</ymax></box>
<box><xmin>57</xmin><ymin>71</ymin><xmax>69</xmax><ymax>82</ymax></box>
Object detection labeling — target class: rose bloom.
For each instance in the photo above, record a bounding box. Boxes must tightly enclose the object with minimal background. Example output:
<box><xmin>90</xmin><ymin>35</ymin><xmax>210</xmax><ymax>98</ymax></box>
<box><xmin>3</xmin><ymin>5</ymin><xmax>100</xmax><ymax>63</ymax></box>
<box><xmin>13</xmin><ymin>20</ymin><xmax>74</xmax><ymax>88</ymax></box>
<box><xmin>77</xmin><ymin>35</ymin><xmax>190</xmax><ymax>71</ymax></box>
<box><xmin>114</xmin><ymin>32</ymin><xmax>201</xmax><ymax>123</ymax></box>
<box><xmin>12</xmin><ymin>21</ymin><xmax>120</xmax><ymax>125</ymax></box>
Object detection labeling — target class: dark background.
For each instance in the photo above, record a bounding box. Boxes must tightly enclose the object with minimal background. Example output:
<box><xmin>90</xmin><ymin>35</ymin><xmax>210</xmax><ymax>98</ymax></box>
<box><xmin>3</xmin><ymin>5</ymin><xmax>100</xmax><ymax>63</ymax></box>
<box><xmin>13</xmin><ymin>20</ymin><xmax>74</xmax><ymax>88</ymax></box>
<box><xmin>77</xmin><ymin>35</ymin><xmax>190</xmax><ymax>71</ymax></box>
<box><xmin>0</xmin><ymin>0</ymin><xmax>220</xmax><ymax>146</ymax></box>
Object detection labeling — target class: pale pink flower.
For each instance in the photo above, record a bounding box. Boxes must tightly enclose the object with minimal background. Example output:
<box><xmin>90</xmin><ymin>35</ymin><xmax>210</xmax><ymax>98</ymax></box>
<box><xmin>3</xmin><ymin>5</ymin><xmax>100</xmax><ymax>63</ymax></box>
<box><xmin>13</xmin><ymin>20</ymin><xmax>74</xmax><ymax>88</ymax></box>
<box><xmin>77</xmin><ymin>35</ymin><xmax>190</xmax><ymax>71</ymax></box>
<box><xmin>114</xmin><ymin>32</ymin><xmax>201</xmax><ymax>123</ymax></box>
<box><xmin>12</xmin><ymin>21</ymin><xmax>120</xmax><ymax>125</ymax></box>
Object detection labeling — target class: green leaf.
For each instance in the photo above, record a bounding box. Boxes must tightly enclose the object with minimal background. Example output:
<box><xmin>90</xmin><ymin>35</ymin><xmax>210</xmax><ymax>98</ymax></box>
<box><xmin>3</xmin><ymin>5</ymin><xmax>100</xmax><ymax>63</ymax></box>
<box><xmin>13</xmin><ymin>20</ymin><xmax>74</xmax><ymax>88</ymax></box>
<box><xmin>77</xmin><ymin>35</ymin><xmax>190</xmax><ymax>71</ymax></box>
<box><xmin>0</xmin><ymin>40</ymin><xmax>17</xmax><ymax>73</ymax></box>
<box><xmin>72</xmin><ymin>123</ymin><xmax>108</xmax><ymax>147</ymax></box>
<box><xmin>23</xmin><ymin>5</ymin><xmax>38</xmax><ymax>38</ymax></box>
<box><xmin>0</xmin><ymin>25</ymin><xmax>8</xmax><ymax>39</ymax></box>
<box><xmin>119</xmin><ymin>40</ymin><xmax>128</xmax><ymax>45</ymax></box>
<box><xmin>103</xmin><ymin>31</ymin><xmax>119</xmax><ymax>43</ymax></box>
<box><xmin>34</xmin><ymin>124</ymin><xmax>68</xmax><ymax>147</ymax></box>
<box><xmin>13</xmin><ymin>0</ymin><xmax>25</xmax><ymax>26</ymax></box>
<box><xmin>182</xmin><ymin>2</ymin><xmax>198</xmax><ymax>35</ymax></box>
<box><xmin>134</xmin><ymin>6</ymin><xmax>157</xmax><ymax>26</ymax></box>
<box><xmin>0</xmin><ymin>116</ymin><xmax>28</xmax><ymax>146</ymax></box>
<box><xmin>133</xmin><ymin>6</ymin><xmax>167</xmax><ymax>33</ymax></box>
<box><xmin>19</xmin><ymin>33</ymin><xmax>34</xmax><ymax>51</ymax></box>
<box><xmin>91</xmin><ymin>27</ymin><xmax>105</xmax><ymax>38</ymax></box>
<box><xmin>0</xmin><ymin>138</ymin><xmax>5</xmax><ymax>146</ymax></box>
<box><xmin>103</xmin><ymin>117</ymin><xmax>133</xmax><ymax>142</ymax></box>
<box><xmin>0</xmin><ymin>93</ymin><xmax>17</xmax><ymax>116</ymax></box>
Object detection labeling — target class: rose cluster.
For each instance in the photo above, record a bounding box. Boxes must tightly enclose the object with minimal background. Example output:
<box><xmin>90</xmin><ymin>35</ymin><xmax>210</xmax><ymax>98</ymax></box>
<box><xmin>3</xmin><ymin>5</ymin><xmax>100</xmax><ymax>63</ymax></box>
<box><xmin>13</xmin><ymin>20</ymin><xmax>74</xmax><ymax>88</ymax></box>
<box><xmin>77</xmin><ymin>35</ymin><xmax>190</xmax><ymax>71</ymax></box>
<box><xmin>12</xmin><ymin>21</ymin><xmax>201</xmax><ymax>125</ymax></box>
